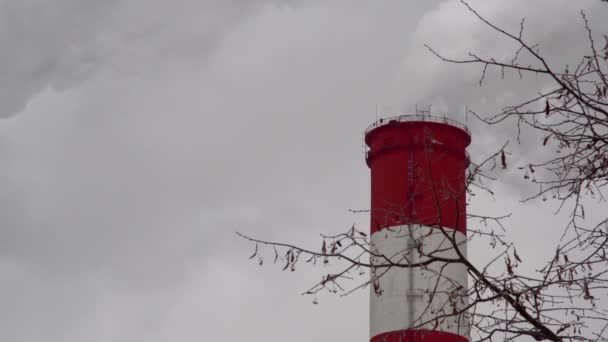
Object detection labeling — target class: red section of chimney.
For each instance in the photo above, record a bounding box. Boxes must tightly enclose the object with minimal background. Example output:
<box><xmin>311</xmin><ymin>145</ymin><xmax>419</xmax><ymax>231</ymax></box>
<box><xmin>365</xmin><ymin>118</ymin><xmax>471</xmax><ymax>235</ymax></box>
<box><xmin>371</xmin><ymin>329</ymin><xmax>470</xmax><ymax>342</ymax></box>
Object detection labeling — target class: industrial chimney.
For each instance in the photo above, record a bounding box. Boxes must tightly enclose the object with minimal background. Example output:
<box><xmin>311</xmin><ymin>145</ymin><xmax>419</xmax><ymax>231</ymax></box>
<box><xmin>364</xmin><ymin>114</ymin><xmax>472</xmax><ymax>342</ymax></box>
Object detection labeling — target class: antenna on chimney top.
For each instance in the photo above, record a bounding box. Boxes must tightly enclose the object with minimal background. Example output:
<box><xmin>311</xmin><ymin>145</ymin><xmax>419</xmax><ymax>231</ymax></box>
<box><xmin>375</xmin><ymin>104</ymin><xmax>378</xmax><ymax>122</ymax></box>
<box><xmin>415</xmin><ymin>104</ymin><xmax>431</xmax><ymax>116</ymax></box>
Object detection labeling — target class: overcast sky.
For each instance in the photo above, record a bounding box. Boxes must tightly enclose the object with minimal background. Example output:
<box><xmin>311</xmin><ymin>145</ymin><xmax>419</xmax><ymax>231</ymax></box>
<box><xmin>1</xmin><ymin>1</ymin><xmax>607</xmax><ymax>341</ymax></box>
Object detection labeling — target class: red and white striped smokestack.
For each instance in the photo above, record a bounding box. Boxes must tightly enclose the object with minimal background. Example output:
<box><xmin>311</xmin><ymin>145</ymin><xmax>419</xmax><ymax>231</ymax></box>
<box><xmin>364</xmin><ymin>115</ymin><xmax>472</xmax><ymax>342</ymax></box>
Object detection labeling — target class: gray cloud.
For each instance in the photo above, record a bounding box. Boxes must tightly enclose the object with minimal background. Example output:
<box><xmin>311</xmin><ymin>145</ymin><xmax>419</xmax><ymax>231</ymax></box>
<box><xmin>0</xmin><ymin>0</ymin><xmax>302</xmax><ymax>118</ymax></box>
